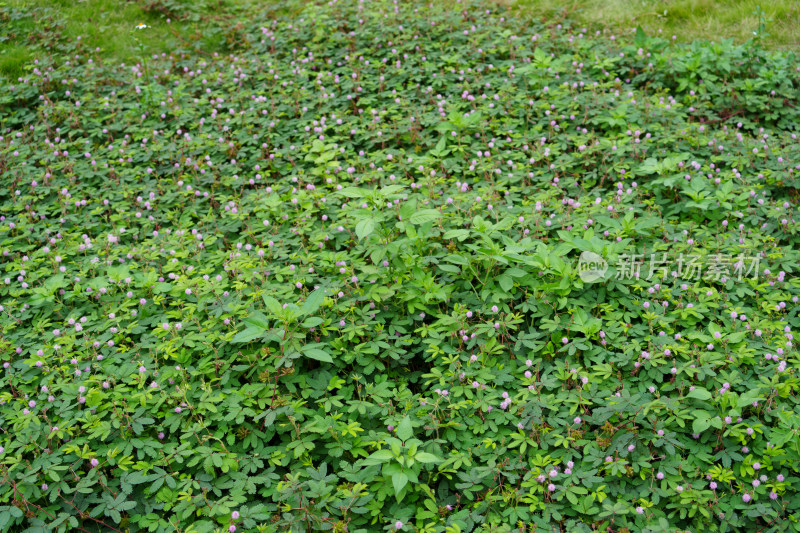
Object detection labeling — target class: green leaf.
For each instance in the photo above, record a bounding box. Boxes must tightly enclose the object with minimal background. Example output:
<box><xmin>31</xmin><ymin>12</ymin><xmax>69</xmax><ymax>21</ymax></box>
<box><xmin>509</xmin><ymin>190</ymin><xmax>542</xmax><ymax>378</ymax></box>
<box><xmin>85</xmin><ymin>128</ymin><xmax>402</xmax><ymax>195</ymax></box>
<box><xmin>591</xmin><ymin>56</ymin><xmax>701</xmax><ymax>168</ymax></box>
<box><xmin>438</xmin><ymin>264</ymin><xmax>461</xmax><ymax>274</ymax></box>
<box><xmin>107</xmin><ymin>509</ymin><xmax>122</xmax><ymax>524</ymax></box>
<box><xmin>414</xmin><ymin>452</ymin><xmax>442</xmax><ymax>464</ymax></box>
<box><xmin>379</xmin><ymin>184</ymin><xmax>405</xmax><ymax>196</ymax></box>
<box><xmin>396</xmin><ymin>416</ymin><xmax>413</xmax><ymax>441</ymax></box>
<box><xmin>301</xmin><ymin>317</ymin><xmax>324</xmax><ymax>328</ymax></box>
<box><xmin>356</xmin><ymin>217</ymin><xmax>376</xmax><ymax>240</ymax></box>
<box><xmin>362</xmin><ymin>449</ymin><xmax>394</xmax><ymax>466</ymax></box>
<box><xmin>303</xmin><ymin>347</ymin><xmax>333</xmax><ymax>363</ymax></box>
<box><xmin>43</xmin><ymin>275</ymin><xmax>65</xmax><ymax>294</ymax></box>
<box><xmin>232</xmin><ymin>326</ymin><xmax>265</xmax><ymax>344</ymax></box>
<box><xmin>399</xmin><ymin>198</ymin><xmax>417</xmax><ymax>220</ymax></box>
<box><xmin>392</xmin><ymin>471</ymin><xmax>409</xmax><ymax>497</ymax></box>
<box><xmin>243</xmin><ymin>312</ymin><xmax>270</xmax><ymax>330</ymax></box>
<box><xmin>443</xmin><ymin>229</ymin><xmax>470</xmax><ymax>241</ymax></box>
<box><xmin>126</xmin><ymin>471</ymin><xmax>150</xmax><ymax>485</ymax></box>
<box><xmin>118</xmin><ymin>500</ymin><xmax>137</xmax><ymax>511</ymax></box>
<box><xmin>153</xmin><ymin>282</ymin><xmax>172</xmax><ymax>294</ymax></box>
<box><xmin>737</xmin><ymin>389</ymin><xmax>764</xmax><ymax>409</ymax></box>
<box><xmin>409</xmin><ymin>209</ymin><xmax>441</xmax><ymax>225</ymax></box>
<box><xmin>301</xmin><ymin>288</ymin><xmax>327</xmax><ymax>316</ymax></box>
<box><xmin>262</xmin><ymin>295</ymin><xmax>283</xmax><ymax>316</ymax></box>
<box><xmin>692</xmin><ymin>413</ymin><xmax>712</xmax><ymax>434</ymax></box>
<box><xmin>687</xmin><ymin>387</ymin><xmax>712</xmax><ymax>401</ymax></box>
<box><xmin>338</xmin><ymin>187</ymin><xmax>365</xmax><ymax>198</ymax></box>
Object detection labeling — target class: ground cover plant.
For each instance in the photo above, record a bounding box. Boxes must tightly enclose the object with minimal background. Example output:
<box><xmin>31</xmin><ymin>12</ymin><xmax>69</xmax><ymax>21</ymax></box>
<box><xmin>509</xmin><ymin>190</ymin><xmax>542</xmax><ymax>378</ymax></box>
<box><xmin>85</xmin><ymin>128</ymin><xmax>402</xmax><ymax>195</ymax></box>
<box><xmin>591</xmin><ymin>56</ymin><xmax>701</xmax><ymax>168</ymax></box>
<box><xmin>1</xmin><ymin>0</ymin><xmax>800</xmax><ymax>531</ymax></box>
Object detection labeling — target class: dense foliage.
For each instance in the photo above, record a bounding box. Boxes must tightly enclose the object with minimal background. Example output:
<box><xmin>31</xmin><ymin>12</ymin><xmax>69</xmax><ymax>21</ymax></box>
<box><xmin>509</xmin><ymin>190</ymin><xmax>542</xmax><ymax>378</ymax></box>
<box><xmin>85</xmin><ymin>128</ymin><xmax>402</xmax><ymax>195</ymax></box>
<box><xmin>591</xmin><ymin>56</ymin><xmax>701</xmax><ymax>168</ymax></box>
<box><xmin>1</xmin><ymin>0</ymin><xmax>800</xmax><ymax>531</ymax></box>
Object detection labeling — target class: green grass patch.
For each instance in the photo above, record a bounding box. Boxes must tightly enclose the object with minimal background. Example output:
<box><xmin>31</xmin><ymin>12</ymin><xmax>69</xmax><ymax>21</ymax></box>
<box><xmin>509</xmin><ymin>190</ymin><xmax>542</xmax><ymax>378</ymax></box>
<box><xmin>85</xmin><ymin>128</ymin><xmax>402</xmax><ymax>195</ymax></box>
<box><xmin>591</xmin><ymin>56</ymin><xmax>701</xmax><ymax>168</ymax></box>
<box><xmin>0</xmin><ymin>44</ymin><xmax>31</xmax><ymax>79</ymax></box>
<box><xmin>0</xmin><ymin>0</ymin><xmax>291</xmax><ymax>78</ymax></box>
<box><xmin>514</xmin><ymin>0</ymin><xmax>800</xmax><ymax>48</ymax></box>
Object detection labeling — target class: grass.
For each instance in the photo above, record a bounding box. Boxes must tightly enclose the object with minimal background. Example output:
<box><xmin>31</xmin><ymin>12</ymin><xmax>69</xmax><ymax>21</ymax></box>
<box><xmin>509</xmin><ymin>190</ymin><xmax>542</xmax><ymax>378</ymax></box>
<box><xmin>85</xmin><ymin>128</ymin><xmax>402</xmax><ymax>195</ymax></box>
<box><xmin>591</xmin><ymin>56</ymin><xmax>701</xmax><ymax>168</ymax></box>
<box><xmin>0</xmin><ymin>0</ymin><xmax>289</xmax><ymax>78</ymax></box>
<box><xmin>3</xmin><ymin>0</ymin><xmax>800</xmax><ymax>79</ymax></box>
<box><xmin>0</xmin><ymin>43</ymin><xmax>32</xmax><ymax>78</ymax></box>
<box><xmin>513</xmin><ymin>0</ymin><xmax>800</xmax><ymax>48</ymax></box>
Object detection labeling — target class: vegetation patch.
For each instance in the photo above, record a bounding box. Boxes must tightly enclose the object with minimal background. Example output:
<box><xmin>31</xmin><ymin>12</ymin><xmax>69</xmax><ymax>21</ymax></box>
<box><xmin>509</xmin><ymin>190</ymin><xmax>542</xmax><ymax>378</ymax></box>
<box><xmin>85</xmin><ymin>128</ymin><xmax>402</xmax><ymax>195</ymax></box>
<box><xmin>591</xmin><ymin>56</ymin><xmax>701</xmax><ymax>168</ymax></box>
<box><xmin>0</xmin><ymin>0</ymin><xmax>799</xmax><ymax>531</ymax></box>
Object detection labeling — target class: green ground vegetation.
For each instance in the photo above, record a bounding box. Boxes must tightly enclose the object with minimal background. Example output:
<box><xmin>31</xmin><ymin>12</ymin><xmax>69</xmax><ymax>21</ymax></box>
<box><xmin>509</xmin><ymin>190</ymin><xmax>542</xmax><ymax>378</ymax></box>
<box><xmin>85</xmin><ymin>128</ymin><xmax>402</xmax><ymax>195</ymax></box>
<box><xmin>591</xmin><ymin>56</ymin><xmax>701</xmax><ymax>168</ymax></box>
<box><xmin>514</xmin><ymin>0</ymin><xmax>800</xmax><ymax>48</ymax></box>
